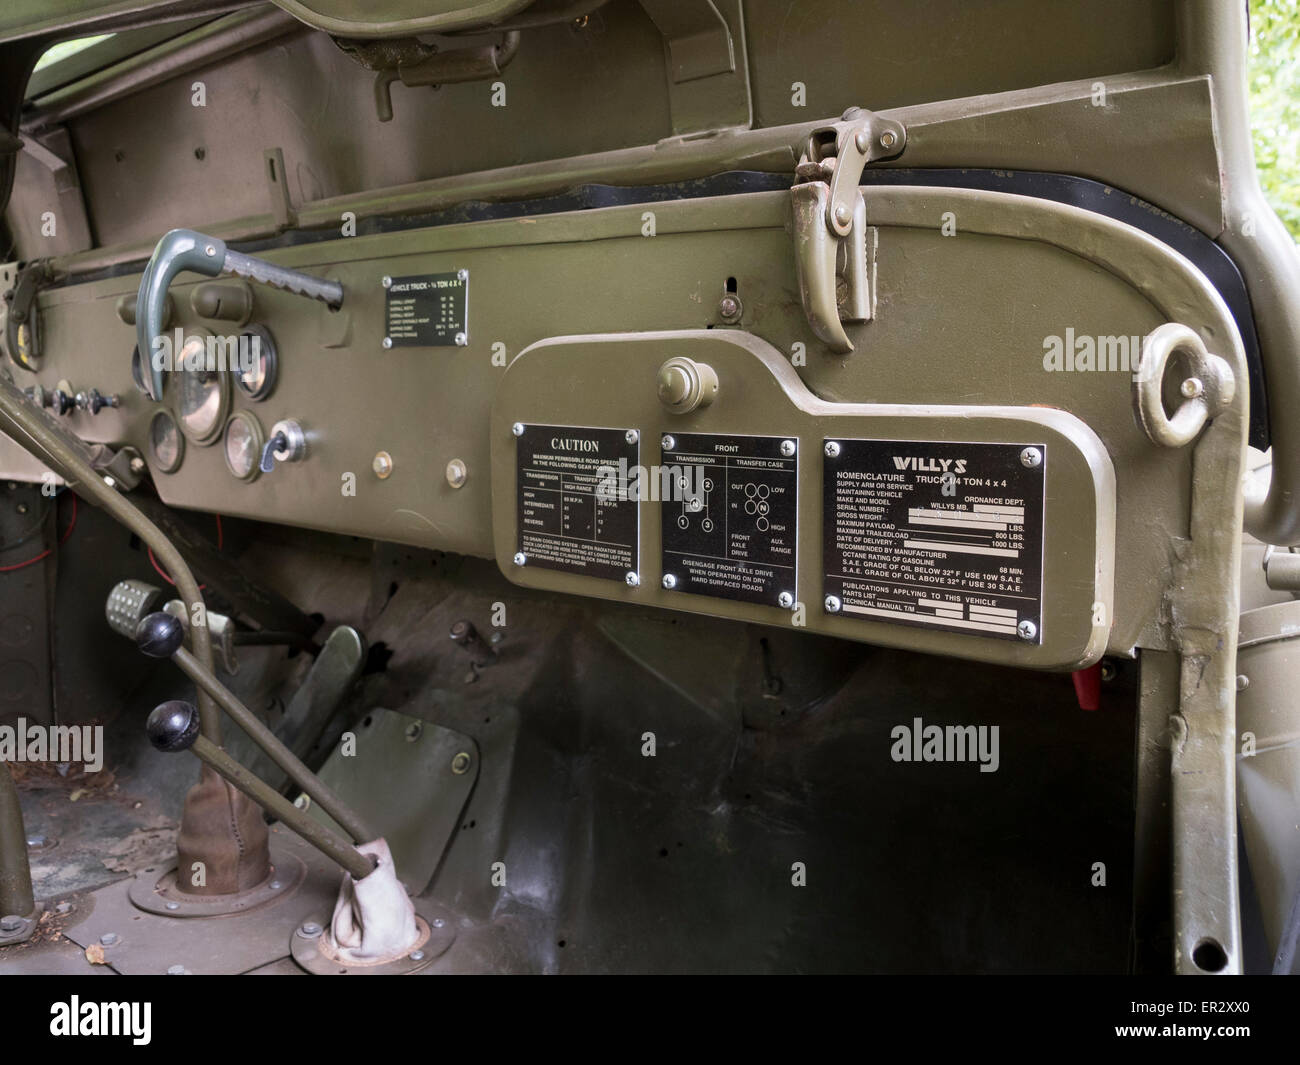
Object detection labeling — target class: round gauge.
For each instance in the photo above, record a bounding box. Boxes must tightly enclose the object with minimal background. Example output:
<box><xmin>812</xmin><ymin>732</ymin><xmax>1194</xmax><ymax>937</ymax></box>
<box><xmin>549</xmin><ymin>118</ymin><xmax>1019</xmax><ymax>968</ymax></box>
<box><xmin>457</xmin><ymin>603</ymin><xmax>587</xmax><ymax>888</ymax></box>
<box><xmin>223</xmin><ymin>410</ymin><xmax>264</xmax><ymax>482</ymax></box>
<box><xmin>148</xmin><ymin>410</ymin><xmax>184</xmax><ymax>474</ymax></box>
<box><xmin>175</xmin><ymin>332</ymin><xmax>230</xmax><ymax>445</ymax></box>
<box><xmin>234</xmin><ymin>324</ymin><xmax>277</xmax><ymax>401</ymax></box>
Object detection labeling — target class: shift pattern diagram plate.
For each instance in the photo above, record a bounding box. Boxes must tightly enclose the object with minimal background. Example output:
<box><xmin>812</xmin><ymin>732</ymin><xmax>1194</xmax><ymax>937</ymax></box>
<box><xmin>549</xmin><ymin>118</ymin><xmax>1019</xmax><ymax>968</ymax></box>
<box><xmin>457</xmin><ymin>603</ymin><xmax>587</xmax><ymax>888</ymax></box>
<box><xmin>823</xmin><ymin>439</ymin><xmax>1045</xmax><ymax>642</ymax></box>
<box><xmin>660</xmin><ymin>432</ymin><xmax>797</xmax><ymax>607</ymax></box>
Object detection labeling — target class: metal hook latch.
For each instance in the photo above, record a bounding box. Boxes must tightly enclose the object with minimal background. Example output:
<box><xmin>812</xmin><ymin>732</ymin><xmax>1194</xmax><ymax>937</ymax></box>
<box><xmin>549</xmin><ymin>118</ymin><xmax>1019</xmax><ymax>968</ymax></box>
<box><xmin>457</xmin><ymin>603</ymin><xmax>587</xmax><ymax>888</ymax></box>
<box><xmin>791</xmin><ymin>108</ymin><xmax>905</xmax><ymax>354</ymax></box>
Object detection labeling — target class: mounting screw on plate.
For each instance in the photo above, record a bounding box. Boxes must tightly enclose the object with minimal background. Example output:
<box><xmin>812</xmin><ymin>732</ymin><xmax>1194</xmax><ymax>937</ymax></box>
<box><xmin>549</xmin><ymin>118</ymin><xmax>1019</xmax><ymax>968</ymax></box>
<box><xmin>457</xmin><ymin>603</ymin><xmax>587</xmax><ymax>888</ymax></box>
<box><xmin>662</xmin><ymin>573</ymin><xmax>677</xmax><ymax>590</ymax></box>
<box><xmin>1017</xmin><ymin>619</ymin><xmax>1038</xmax><ymax>640</ymax></box>
<box><xmin>1019</xmin><ymin>447</ymin><xmax>1042</xmax><ymax>469</ymax></box>
<box><xmin>454</xmin><ymin>332</ymin><xmax>467</xmax><ymax>346</ymax></box>
<box><xmin>457</xmin><ymin>269</ymin><xmax>469</xmax><ymax>282</ymax></box>
<box><xmin>445</xmin><ymin>458</ymin><xmax>467</xmax><ymax>488</ymax></box>
<box><xmin>512</xmin><ymin>422</ymin><xmax>525</xmax><ymax>437</ymax></box>
<box><xmin>661</xmin><ymin>434</ymin><xmax>676</xmax><ymax>451</ymax></box>
<box><xmin>382</xmin><ymin>337</ymin><xmax>393</xmax><ymax>349</ymax></box>
<box><xmin>777</xmin><ymin>591</ymin><xmax>794</xmax><ymax>609</ymax></box>
<box><xmin>780</xmin><ymin>439</ymin><xmax>797</xmax><ymax>457</ymax></box>
<box><xmin>297</xmin><ymin>922</ymin><xmax>322</xmax><ymax>938</ymax></box>
<box><xmin>825</xmin><ymin>441</ymin><xmax>841</xmax><ymax>458</ymax></box>
<box><xmin>382</xmin><ymin>276</ymin><xmax>392</xmax><ymax>289</ymax></box>
<box><xmin>879</xmin><ymin>130</ymin><xmax>898</xmax><ymax>150</ymax></box>
<box><xmin>825</xmin><ymin>595</ymin><xmax>842</xmax><ymax>613</ymax></box>
<box><xmin>625</xmin><ymin>571</ymin><xmax>640</xmax><ymax>587</ymax></box>
<box><xmin>513</xmin><ymin>552</ymin><xmax>527</xmax><ymax>566</ymax></box>
<box><xmin>450</xmin><ymin>751</ymin><xmax>472</xmax><ymax>775</ymax></box>
<box><xmin>373</xmin><ymin>451</ymin><xmax>394</xmax><ymax>479</ymax></box>
<box><xmin>625</xmin><ymin>429</ymin><xmax>639</xmax><ymax>445</ymax></box>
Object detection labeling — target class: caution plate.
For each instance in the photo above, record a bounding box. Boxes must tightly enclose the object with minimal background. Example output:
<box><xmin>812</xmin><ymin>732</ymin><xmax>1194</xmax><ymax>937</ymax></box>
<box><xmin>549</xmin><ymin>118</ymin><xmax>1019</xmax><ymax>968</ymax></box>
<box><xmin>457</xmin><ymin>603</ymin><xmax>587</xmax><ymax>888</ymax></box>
<box><xmin>822</xmin><ymin>439</ymin><xmax>1045</xmax><ymax>642</ymax></box>
<box><xmin>515</xmin><ymin>424</ymin><xmax>638</xmax><ymax>583</ymax></box>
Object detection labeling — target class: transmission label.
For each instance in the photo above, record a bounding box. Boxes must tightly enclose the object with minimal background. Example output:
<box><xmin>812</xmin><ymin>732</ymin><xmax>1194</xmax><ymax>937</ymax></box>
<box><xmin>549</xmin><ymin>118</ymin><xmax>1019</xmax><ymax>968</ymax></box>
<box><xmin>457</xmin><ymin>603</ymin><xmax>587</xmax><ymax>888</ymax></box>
<box><xmin>516</xmin><ymin>424</ymin><xmax>638</xmax><ymax>582</ymax></box>
<box><xmin>385</xmin><ymin>271</ymin><xmax>467</xmax><ymax>347</ymax></box>
<box><xmin>823</xmin><ymin>439</ymin><xmax>1044</xmax><ymax>642</ymax></box>
<box><xmin>660</xmin><ymin>433</ymin><xmax>797</xmax><ymax>607</ymax></box>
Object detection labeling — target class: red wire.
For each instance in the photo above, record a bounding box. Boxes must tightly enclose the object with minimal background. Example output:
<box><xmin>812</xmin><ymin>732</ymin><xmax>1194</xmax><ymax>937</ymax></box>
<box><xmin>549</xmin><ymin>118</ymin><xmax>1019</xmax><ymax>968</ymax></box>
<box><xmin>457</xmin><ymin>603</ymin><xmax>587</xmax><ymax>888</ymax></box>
<box><xmin>0</xmin><ymin>494</ymin><xmax>78</xmax><ymax>573</ymax></box>
<box><xmin>148</xmin><ymin>513</ymin><xmax>223</xmax><ymax>587</ymax></box>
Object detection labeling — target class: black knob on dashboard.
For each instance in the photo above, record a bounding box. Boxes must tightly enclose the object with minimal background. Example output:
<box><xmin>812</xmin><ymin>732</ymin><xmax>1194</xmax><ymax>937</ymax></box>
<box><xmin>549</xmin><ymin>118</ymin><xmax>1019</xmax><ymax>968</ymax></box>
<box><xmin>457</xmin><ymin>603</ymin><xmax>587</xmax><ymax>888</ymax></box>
<box><xmin>146</xmin><ymin>700</ymin><xmax>200</xmax><ymax>752</ymax></box>
<box><xmin>135</xmin><ymin>611</ymin><xmax>185</xmax><ymax>658</ymax></box>
<box><xmin>49</xmin><ymin>389</ymin><xmax>74</xmax><ymax>416</ymax></box>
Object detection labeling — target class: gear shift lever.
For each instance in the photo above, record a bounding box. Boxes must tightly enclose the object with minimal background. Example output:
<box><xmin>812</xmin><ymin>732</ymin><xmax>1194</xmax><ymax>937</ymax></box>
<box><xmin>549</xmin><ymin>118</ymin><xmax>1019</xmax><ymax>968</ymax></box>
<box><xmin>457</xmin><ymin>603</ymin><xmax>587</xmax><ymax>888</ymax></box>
<box><xmin>145</xmin><ymin>700</ymin><xmax>374</xmax><ymax>881</ymax></box>
<box><xmin>135</xmin><ymin>612</ymin><xmax>374</xmax><ymax>848</ymax></box>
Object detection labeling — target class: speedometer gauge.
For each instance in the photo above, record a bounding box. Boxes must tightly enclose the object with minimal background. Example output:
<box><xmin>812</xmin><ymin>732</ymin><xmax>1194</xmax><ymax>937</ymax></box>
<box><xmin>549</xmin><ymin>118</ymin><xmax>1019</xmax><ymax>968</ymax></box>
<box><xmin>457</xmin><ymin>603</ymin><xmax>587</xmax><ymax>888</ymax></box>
<box><xmin>175</xmin><ymin>330</ymin><xmax>230</xmax><ymax>444</ymax></box>
<box><xmin>223</xmin><ymin>410</ymin><xmax>265</xmax><ymax>481</ymax></box>
<box><xmin>148</xmin><ymin>410</ymin><xmax>184</xmax><ymax>474</ymax></box>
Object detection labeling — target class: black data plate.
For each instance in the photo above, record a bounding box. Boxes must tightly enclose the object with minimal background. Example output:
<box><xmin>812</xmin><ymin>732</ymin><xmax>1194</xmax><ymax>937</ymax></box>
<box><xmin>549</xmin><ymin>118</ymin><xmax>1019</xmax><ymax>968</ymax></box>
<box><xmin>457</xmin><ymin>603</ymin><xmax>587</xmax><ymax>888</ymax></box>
<box><xmin>516</xmin><ymin>424</ymin><xmax>638</xmax><ymax>583</ymax></box>
<box><xmin>661</xmin><ymin>433</ymin><xmax>797</xmax><ymax>607</ymax></box>
<box><xmin>385</xmin><ymin>272</ymin><xmax>467</xmax><ymax>347</ymax></box>
<box><xmin>823</xmin><ymin>439</ymin><xmax>1045</xmax><ymax>642</ymax></box>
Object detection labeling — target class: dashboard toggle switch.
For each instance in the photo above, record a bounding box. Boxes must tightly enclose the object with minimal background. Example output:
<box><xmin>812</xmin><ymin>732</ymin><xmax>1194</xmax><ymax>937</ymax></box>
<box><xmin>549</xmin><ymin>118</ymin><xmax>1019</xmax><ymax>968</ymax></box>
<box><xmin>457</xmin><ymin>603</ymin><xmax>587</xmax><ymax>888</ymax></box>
<box><xmin>260</xmin><ymin>418</ymin><xmax>307</xmax><ymax>473</ymax></box>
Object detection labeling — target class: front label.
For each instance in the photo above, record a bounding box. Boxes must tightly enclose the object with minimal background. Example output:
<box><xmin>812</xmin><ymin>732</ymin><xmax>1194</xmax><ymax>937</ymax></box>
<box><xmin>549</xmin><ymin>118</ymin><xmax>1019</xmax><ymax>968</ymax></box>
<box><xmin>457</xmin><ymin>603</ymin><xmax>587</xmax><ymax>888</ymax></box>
<box><xmin>516</xmin><ymin>424</ymin><xmax>638</xmax><ymax>582</ymax></box>
<box><xmin>823</xmin><ymin>439</ymin><xmax>1044</xmax><ymax>642</ymax></box>
<box><xmin>385</xmin><ymin>272</ymin><xmax>467</xmax><ymax>346</ymax></box>
<box><xmin>661</xmin><ymin>433</ymin><xmax>798</xmax><ymax>607</ymax></box>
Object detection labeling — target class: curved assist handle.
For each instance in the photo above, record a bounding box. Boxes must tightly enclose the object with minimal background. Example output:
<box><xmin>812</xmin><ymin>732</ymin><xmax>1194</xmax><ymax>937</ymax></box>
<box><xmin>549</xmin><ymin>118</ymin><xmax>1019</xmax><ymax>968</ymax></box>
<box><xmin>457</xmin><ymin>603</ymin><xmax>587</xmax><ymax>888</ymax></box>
<box><xmin>1132</xmin><ymin>322</ymin><xmax>1236</xmax><ymax>449</ymax></box>
<box><xmin>136</xmin><ymin>229</ymin><xmax>345</xmax><ymax>400</ymax></box>
<box><xmin>136</xmin><ymin>230</ymin><xmax>226</xmax><ymax>400</ymax></box>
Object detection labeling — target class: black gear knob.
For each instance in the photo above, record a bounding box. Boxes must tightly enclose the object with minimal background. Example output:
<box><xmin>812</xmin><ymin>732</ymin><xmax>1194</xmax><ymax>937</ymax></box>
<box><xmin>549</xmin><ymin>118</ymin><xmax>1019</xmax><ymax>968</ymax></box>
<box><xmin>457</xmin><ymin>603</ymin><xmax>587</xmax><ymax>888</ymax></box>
<box><xmin>146</xmin><ymin>700</ymin><xmax>201</xmax><ymax>752</ymax></box>
<box><xmin>135</xmin><ymin>611</ymin><xmax>185</xmax><ymax>658</ymax></box>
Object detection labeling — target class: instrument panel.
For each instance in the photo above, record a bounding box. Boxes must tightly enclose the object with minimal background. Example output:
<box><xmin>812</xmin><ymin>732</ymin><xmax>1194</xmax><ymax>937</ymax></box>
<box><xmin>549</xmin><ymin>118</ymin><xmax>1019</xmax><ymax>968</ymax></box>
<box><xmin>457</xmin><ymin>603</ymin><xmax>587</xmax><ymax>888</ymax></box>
<box><xmin>3</xmin><ymin>184</ymin><xmax>1221</xmax><ymax>669</ymax></box>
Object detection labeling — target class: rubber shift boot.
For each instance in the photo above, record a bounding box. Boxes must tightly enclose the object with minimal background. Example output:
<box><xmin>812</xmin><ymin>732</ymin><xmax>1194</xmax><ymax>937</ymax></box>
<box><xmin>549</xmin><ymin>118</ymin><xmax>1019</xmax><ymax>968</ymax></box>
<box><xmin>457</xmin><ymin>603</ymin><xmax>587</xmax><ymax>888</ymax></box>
<box><xmin>330</xmin><ymin>838</ymin><xmax>418</xmax><ymax>963</ymax></box>
<box><xmin>174</xmin><ymin>765</ymin><xmax>271</xmax><ymax>895</ymax></box>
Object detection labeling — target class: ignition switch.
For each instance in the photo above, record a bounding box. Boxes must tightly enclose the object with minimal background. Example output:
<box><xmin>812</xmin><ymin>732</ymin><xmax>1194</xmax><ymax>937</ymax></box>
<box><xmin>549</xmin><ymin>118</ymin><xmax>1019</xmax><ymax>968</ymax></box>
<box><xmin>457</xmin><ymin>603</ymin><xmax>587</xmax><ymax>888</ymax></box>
<box><xmin>259</xmin><ymin>419</ymin><xmax>307</xmax><ymax>473</ymax></box>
